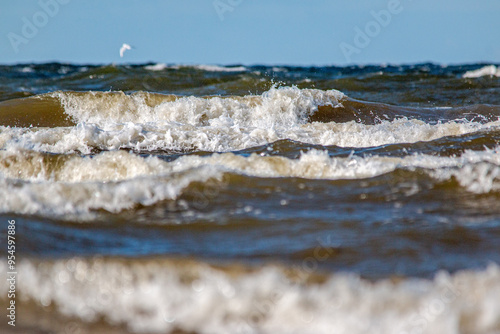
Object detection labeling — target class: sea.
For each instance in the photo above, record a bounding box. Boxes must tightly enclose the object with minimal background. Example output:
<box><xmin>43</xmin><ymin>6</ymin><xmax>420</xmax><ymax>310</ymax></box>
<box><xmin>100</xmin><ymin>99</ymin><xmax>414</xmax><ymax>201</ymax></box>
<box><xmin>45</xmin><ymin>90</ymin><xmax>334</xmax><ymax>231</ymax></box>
<box><xmin>0</xmin><ymin>62</ymin><xmax>500</xmax><ymax>334</ymax></box>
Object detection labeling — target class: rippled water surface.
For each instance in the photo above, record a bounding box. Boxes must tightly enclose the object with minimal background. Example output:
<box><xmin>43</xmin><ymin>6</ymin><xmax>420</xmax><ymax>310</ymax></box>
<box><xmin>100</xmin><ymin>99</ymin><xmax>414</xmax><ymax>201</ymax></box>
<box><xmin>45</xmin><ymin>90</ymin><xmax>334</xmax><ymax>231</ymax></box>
<box><xmin>1</xmin><ymin>63</ymin><xmax>500</xmax><ymax>334</ymax></box>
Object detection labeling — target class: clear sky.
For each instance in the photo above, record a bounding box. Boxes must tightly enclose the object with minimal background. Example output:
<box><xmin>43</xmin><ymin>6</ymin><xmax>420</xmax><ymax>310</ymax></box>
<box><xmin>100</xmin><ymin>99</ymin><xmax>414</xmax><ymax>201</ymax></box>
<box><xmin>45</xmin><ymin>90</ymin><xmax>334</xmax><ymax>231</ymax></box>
<box><xmin>1</xmin><ymin>0</ymin><xmax>499</xmax><ymax>65</ymax></box>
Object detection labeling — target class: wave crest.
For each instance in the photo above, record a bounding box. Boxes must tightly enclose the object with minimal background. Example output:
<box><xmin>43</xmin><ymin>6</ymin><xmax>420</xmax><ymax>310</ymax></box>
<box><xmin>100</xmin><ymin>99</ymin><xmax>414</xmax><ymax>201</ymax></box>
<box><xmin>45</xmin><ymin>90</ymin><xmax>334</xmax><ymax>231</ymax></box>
<box><xmin>2</xmin><ymin>257</ymin><xmax>499</xmax><ymax>334</ymax></box>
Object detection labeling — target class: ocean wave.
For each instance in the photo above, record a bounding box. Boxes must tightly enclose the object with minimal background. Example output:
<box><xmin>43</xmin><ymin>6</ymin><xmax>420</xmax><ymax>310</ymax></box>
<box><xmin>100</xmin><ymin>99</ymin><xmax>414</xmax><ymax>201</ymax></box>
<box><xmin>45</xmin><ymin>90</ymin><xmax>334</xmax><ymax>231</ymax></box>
<box><xmin>2</xmin><ymin>148</ymin><xmax>499</xmax><ymax>185</ymax></box>
<box><xmin>1</xmin><ymin>118</ymin><xmax>497</xmax><ymax>154</ymax></box>
<box><xmin>51</xmin><ymin>87</ymin><xmax>344</xmax><ymax>126</ymax></box>
<box><xmin>0</xmin><ymin>168</ymin><xmax>223</xmax><ymax>217</ymax></box>
<box><xmin>1</xmin><ymin>257</ymin><xmax>499</xmax><ymax>334</ymax></box>
<box><xmin>1</xmin><ymin>148</ymin><xmax>499</xmax><ymax>216</ymax></box>
<box><xmin>2</xmin><ymin>62</ymin><xmax>500</xmax><ymax>334</ymax></box>
<box><xmin>1</xmin><ymin>87</ymin><xmax>499</xmax><ymax>153</ymax></box>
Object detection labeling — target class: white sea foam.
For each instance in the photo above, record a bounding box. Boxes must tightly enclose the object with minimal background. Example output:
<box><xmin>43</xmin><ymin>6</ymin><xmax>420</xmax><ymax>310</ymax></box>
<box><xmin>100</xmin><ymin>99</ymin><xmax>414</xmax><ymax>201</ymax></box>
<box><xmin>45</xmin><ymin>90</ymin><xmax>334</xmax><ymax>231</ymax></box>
<box><xmin>20</xmin><ymin>66</ymin><xmax>35</xmax><ymax>73</ymax></box>
<box><xmin>272</xmin><ymin>66</ymin><xmax>288</xmax><ymax>72</ymax></box>
<box><xmin>2</xmin><ymin>148</ymin><xmax>499</xmax><ymax>185</ymax></box>
<box><xmin>194</xmin><ymin>64</ymin><xmax>247</xmax><ymax>72</ymax></box>
<box><xmin>144</xmin><ymin>63</ymin><xmax>169</xmax><ymax>71</ymax></box>
<box><xmin>0</xmin><ymin>150</ymin><xmax>224</xmax><ymax>216</ymax></box>
<box><xmin>168</xmin><ymin>148</ymin><xmax>500</xmax><ymax>194</ymax></box>
<box><xmin>0</xmin><ymin>170</ymin><xmax>222</xmax><ymax>216</ymax></box>
<box><xmin>0</xmin><ymin>148</ymin><xmax>499</xmax><ymax>216</ymax></box>
<box><xmin>54</xmin><ymin>87</ymin><xmax>343</xmax><ymax>126</ymax></box>
<box><xmin>463</xmin><ymin>65</ymin><xmax>500</xmax><ymax>78</ymax></box>
<box><xmin>1</xmin><ymin>257</ymin><xmax>498</xmax><ymax>334</ymax></box>
<box><xmin>0</xmin><ymin>87</ymin><xmax>498</xmax><ymax>154</ymax></box>
<box><xmin>146</xmin><ymin>64</ymin><xmax>248</xmax><ymax>72</ymax></box>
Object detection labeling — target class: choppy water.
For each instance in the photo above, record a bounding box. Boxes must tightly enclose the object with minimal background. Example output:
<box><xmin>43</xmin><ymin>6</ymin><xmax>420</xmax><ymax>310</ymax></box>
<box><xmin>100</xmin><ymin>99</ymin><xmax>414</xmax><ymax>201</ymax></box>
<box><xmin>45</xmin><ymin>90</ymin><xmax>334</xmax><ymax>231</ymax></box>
<box><xmin>1</xmin><ymin>63</ymin><xmax>500</xmax><ymax>334</ymax></box>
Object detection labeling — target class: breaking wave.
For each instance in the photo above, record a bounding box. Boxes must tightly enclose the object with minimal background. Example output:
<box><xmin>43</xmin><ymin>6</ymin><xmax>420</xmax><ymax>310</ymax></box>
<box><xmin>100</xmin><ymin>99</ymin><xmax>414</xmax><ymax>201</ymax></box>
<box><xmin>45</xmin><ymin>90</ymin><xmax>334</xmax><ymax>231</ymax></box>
<box><xmin>1</xmin><ymin>257</ymin><xmax>499</xmax><ymax>334</ymax></box>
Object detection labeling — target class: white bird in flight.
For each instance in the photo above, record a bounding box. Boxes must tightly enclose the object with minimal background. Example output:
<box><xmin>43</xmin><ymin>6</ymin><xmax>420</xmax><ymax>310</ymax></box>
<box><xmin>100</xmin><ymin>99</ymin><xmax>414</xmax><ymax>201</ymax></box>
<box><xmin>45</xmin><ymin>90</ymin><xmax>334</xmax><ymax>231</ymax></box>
<box><xmin>119</xmin><ymin>43</ymin><xmax>132</xmax><ymax>58</ymax></box>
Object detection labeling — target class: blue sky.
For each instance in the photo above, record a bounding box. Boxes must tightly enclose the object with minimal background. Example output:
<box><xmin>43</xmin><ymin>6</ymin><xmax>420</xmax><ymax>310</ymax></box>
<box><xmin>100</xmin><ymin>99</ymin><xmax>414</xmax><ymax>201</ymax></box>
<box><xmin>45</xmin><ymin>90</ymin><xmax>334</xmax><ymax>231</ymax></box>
<box><xmin>1</xmin><ymin>0</ymin><xmax>499</xmax><ymax>65</ymax></box>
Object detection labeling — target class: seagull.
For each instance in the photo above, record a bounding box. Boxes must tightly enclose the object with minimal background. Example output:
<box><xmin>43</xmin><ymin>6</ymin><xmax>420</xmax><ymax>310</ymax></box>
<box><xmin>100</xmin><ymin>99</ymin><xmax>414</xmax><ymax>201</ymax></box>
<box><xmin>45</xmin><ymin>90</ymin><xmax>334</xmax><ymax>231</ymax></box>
<box><xmin>119</xmin><ymin>43</ymin><xmax>132</xmax><ymax>58</ymax></box>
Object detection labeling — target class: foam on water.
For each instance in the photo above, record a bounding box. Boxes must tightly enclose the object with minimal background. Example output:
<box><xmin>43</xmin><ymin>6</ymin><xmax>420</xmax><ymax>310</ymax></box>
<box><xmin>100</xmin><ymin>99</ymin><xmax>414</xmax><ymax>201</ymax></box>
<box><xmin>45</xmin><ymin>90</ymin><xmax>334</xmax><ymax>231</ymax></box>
<box><xmin>1</xmin><ymin>148</ymin><xmax>499</xmax><ymax>216</ymax></box>
<box><xmin>193</xmin><ymin>64</ymin><xmax>248</xmax><ymax>72</ymax></box>
<box><xmin>0</xmin><ymin>87</ymin><xmax>498</xmax><ymax>153</ymax></box>
<box><xmin>0</xmin><ymin>150</ymin><xmax>224</xmax><ymax>216</ymax></box>
<box><xmin>144</xmin><ymin>63</ymin><xmax>248</xmax><ymax>72</ymax></box>
<box><xmin>0</xmin><ymin>170</ymin><xmax>222</xmax><ymax>216</ymax></box>
<box><xmin>52</xmin><ymin>87</ymin><xmax>343</xmax><ymax>126</ymax></box>
<box><xmin>1</xmin><ymin>257</ymin><xmax>498</xmax><ymax>334</ymax></box>
<box><xmin>463</xmin><ymin>65</ymin><xmax>500</xmax><ymax>78</ymax></box>
<box><xmin>20</xmin><ymin>66</ymin><xmax>35</xmax><ymax>73</ymax></box>
<box><xmin>3</xmin><ymin>119</ymin><xmax>495</xmax><ymax>154</ymax></box>
<box><xmin>2</xmin><ymin>148</ymin><xmax>499</xmax><ymax>184</ymax></box>
<box><xmin>144</xmin><ymin>63</ymin><xmax>169</xmax><ymax>71</ymax></box>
